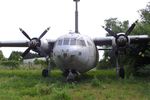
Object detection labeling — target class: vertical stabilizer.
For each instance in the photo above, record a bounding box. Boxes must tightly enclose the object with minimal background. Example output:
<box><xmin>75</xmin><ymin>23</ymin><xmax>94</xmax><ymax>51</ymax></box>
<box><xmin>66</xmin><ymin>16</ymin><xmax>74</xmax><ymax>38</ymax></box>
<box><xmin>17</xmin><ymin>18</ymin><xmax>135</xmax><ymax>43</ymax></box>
<box><xmin>73</xmin><ymin>0</ymin><xmax>80</xmax><ymax>33</ymax></box>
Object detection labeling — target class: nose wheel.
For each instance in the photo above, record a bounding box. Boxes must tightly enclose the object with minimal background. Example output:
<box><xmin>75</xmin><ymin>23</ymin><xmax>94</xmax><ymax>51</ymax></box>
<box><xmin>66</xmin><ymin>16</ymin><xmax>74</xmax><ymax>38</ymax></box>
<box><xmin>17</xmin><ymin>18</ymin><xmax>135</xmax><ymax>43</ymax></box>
<box><xmin>64</xmin><ymin>69</ymin><xmax>79</xmax><ymax>82</ymax></box>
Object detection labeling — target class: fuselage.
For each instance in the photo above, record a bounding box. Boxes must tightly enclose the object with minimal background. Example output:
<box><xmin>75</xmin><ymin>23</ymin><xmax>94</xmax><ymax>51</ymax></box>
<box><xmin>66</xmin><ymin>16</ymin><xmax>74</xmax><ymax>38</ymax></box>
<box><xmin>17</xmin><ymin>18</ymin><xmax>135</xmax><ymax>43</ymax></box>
<box><xmin>53</xmin><ymin>32</ymin><xmax>99</xmax><ymax>73</ymax></box>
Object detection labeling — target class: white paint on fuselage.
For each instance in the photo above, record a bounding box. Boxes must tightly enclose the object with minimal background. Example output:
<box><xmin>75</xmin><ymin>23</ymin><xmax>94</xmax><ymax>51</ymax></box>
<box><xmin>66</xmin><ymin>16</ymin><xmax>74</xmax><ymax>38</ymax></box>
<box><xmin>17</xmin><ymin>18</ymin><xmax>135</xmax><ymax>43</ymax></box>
<box><xmin>53</xmin><ymin>32</ymin><xmax>98</xmax><ymax>73</ymax></box>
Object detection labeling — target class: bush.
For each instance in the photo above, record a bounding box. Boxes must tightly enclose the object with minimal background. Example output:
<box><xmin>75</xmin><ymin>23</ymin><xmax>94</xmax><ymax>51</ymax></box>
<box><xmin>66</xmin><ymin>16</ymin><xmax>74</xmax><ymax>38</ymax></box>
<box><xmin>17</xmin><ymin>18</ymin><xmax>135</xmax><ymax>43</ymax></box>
<box><xmin>136</xmin><ymin>64</ymin><xmax>150</xmax><ymax>76</ymax></box>
<box><xmin>97</xmin><ymin>59</ymin><xmax>112</xmax><ymax>69</ymax></box>
<box><xmin>0</xmin><ymin>60</ymin><xmax>20</xmax><ymax>69</ymax></box>
<box><xmin>125</xmin><ymin>55</ymin><xmax>150</xmax><ymax>77</ymax></box>
<box><xmin>34</xmin><ymin>59</ymin><xmax>46</xmax><ymax>66</ymax></box>
<box><xmin>34</xmin><ymin>58</ymin><xmax>57</xmax><ymax>69</ymax></box>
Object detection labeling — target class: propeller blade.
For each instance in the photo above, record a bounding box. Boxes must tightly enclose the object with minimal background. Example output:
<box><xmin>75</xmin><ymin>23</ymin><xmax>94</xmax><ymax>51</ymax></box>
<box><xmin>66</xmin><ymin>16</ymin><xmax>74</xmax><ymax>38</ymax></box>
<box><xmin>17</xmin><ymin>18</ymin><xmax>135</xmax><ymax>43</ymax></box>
<box><xmin>102</xmin><ymin>26</ymin><xmax>116</xmax><ymax>37</ymax></box>
<box><xmin>126</xmin><ymin>20</ymin><xmax>138</xmax><ymax>35</ymax></box>
<box><xmin>22</xmin><ymin>47</ymin><xmax>31</xmax><ymax>58</ymax></box>
<box><xmin>39</xmin><ymin>27</ymin><xmax>50</xmax><ymax>39</ymax></box>
<box><xmin>19</xmin><ymin>28</ymin><xmax>31</xmax><ymax>40</ymax></box>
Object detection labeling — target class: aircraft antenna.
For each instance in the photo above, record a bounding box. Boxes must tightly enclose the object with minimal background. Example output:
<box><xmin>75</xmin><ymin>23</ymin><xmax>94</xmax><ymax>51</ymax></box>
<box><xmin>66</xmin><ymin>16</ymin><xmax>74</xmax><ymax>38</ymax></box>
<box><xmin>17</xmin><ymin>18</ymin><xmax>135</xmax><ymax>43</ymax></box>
<box><xmin>74</xmin><ymin>0</ymin><xmax>80</xmax><ymax>33</ymax></box>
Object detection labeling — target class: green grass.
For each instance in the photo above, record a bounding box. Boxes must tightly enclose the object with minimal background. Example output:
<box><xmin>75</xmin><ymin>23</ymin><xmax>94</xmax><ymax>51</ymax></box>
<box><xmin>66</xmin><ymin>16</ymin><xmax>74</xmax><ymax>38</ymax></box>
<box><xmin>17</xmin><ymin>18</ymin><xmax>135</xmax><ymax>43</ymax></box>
<box><xmin>0</xmin><ymin>67</ymin><xmax>150</xmax><ymax>100</ymax></box>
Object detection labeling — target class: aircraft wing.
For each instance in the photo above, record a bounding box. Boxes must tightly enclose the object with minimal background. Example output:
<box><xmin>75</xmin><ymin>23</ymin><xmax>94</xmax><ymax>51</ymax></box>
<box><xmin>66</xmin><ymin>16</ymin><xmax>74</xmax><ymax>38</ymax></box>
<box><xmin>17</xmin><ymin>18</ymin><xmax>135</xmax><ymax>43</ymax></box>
<box><xmin>0</xmin><ymin>40</ymin><xmax>56</xmax><ymax>48</ymax></box>
<box><xmin>129</xmin><ymin>35</ymin><xmax>150</xmax><ymax>44</ymax></box>
<box><xmin>93</xmin><ymin>35</ymin><xmax>150</xmax><ymax>46</ymax></box>
<box><xmin>0</xmin><ymin>39</ymin><xmax>56</xmax><ymax>57</ymax></box>
<box><xmin>93</xmin><ymin>37</ymin><xmax>113</xmax><ymax>46</ymax></box>
<box><xmin>0</xmin><ymin>40</ymin><xmax>29</xmax><ymax>47</ymax></box>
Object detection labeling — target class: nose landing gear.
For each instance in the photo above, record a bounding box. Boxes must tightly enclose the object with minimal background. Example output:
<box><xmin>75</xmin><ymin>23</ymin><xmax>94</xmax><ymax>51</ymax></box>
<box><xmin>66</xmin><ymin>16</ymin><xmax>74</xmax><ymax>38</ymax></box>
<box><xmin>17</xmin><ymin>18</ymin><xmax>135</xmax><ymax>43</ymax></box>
<box><xmin>63</xmin><ymin>69</ymin><xmax>79</xmax><ymax>82</ymax></box>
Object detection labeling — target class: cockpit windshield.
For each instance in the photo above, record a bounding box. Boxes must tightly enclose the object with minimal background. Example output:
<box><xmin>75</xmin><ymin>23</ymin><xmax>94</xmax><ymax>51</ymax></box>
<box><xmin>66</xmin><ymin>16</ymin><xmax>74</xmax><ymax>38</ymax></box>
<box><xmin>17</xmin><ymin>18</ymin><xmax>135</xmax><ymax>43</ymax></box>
<box><xmin>70</xmin><ymin>38</ymin><xmax>76</xmax><ymax>45</ymax></box>
<box><xmin>77</xmin><ymin>40</ymin><xmax>86</xmax><ymax>46</ymax></box>
<box><xmin>57</xmin><ymin>38</ymin><xmax>86</xmax><ymax>46</ymax></box>
<box><xmin>57</xmin><ymin>40</ymin><xmax>62</xmax><ymax>45</ymax></box>
<box><xmin>63</xmin><ymin>38</ymin><xmax>69</xmax><ymax>45</ymax></box>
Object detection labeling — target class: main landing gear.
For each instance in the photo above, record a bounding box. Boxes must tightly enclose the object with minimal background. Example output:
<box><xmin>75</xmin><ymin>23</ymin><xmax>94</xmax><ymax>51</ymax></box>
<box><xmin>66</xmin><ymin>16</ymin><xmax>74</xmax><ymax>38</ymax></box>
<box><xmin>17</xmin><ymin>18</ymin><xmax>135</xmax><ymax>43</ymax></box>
<box><xmin>42</xmin><ymin>69</ymin><xmax>49</xmax><ymax>77</ymax></box>
<box><xmin>119</xmin><ymin>67</ymin><xmax>125</xmax><ymax>79</ymax></box>
<box><xmin>115</xmin><ymin>52</ymin><xmax>125</xmax><ymax>79</ymax></box>
<box><xmin>42</xmin><ymin>56</ymin><xmax>51</xmax><ymax>77</ymax></box>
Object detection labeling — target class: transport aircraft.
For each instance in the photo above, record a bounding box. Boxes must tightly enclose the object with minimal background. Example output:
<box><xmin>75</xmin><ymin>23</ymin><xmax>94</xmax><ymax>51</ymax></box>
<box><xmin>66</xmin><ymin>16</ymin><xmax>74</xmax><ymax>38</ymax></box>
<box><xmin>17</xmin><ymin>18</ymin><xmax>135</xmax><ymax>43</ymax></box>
<box><xmin>0</xmin><ymin>0</ymin><xmax>150</xmax><ymax>80</ymax></box>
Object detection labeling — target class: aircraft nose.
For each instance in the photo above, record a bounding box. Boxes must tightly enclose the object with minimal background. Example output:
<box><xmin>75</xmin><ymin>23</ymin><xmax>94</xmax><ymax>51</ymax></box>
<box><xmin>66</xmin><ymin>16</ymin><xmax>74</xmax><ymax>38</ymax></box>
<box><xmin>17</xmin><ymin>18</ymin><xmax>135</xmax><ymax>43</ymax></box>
<box><xmin>59</xmin><ymin>48</ymin><xmax>77</xmax><ymax>61</ymax></box>
<box><xmin>54</xmin><ymin>48</ymin><xmax>80</xmax><ymax>63</ymax></box>
<box><xmin>62</xmin><ymin>52</ymin><xmax>75</xmax><ymax>59</ymax></box>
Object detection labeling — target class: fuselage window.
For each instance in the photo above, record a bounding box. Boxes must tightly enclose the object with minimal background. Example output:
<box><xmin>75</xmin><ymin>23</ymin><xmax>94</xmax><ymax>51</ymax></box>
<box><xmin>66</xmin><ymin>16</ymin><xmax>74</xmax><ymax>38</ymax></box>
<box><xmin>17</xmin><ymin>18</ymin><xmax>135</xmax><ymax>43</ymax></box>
<box><xmin>70</xmin><ymin>38</ymin><xmax>76</xmax><ymax>45</ymax></box>
<box><xmin>77</xmin><ymin>40</ymin><xmax>86</xmax><ymax>46</ymax></box>
<box><xmin>57</xmin><ymin>40</ymin><xmax>62</xmax><ymax>45</ymax></box>
<box><xmin>63</xmin><ymin>38</ymin><xmax>69</xmax><ymax>45</ymax></box>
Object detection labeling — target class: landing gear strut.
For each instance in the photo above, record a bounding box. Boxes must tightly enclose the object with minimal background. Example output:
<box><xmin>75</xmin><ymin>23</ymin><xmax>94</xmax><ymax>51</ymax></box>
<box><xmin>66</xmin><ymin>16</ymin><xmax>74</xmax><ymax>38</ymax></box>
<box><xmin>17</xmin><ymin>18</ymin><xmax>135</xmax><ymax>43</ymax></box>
<box><xmin>115</xmin><ymin>52</ymin><xmax>125</xmax><ymax>79</ymax></box>
<box><xmin>42</xmin><ymin>56</ymin><xmax>52</xmax><ymax>77</ymax></box>
<box><xmin>64</xmin><ymin>69</ymin><xmax>79</xmax><ymax>82</ymax></box>
<box><xmin>119</xmin><ymin>67</ymin><xmax>125</xmax><ymax>79</ymax></box>
<box><xmin>42</xmin><ymin>69</ymin><xmax>49</xmax><ymax>77</ymax></box>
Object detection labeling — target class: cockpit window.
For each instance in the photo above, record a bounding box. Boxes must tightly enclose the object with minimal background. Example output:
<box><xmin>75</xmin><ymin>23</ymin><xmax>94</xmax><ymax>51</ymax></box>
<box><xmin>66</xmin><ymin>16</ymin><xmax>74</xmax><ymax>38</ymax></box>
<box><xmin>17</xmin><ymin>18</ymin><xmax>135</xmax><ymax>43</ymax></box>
<box><xmin>70</xmin><ymin>38</ymin><xmax>76</xmax><ymax>45</ymax></box>
<box><xmin>63</xmin><ymin>38</ymin><xmax>69</xmax><ymax>45</ymax></box>
<box><xmin>57</xmin><ymin>38</ymin><xmax>86</xmax><ymax>46</ymax></box>
<box><xmin>80</xmin><ymin>40</ymin><xmax>86</xmax><ymax>46</ymax></box>
<box><xmin>57</xmin><ymin>40</ymin><xmax>62</xmax><ymax>45</ymax></box>
<box><xmin>77</xmin><ymin>39</ymin><xmax>86</xmax><ymax>46</ymax></box>
<box><xmin>87</xmin><ymin>41</ymin><xmax>92</xmax><ymax>46</ymax></box>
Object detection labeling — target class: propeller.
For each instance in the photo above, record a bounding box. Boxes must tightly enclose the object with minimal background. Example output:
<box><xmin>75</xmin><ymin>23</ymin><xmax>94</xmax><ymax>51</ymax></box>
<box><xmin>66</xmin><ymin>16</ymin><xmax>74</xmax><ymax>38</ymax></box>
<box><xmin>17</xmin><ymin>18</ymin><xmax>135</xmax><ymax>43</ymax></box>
<box><xmin>102</xmin><ymin>20</ymin><xmax>138</xmax><ymax>48</ymax></box>
<box><xmin>19</xmin><ymin>27</ymin><xmax>50</xmax><ymax>58</ymax></box>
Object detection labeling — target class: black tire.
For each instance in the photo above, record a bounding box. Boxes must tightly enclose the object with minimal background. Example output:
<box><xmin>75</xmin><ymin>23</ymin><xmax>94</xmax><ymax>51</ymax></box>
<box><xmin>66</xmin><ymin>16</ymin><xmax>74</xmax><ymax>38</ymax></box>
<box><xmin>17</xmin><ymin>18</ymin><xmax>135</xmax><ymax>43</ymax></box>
<box><xmin>42</xmin><ymin>69</ymin><xmax>49</xmax><ymax>77</ymax></box>
<box><xmin>119</xmin><ymin>67</ymin><xmax>125</xmax><ymax>79</ymax></box>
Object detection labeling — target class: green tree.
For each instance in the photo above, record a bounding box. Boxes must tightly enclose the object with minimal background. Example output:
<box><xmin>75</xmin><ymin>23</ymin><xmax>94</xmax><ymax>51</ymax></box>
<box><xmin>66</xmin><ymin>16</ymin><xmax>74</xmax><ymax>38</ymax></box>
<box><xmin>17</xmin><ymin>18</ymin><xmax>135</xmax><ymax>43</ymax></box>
<box><xmin>139</xmin><ymin>2</ymin><xmax>150</xmax><ymax>24</ymax></box>
<box><xmin>8</xmin><ymin>51</ymin><xmax>22</xmax><ymax>62</ymax></box>
<box><xmin>104</xmin><ymin>18</ymin><xmax>129</xmax><ymax>34</ymax></box>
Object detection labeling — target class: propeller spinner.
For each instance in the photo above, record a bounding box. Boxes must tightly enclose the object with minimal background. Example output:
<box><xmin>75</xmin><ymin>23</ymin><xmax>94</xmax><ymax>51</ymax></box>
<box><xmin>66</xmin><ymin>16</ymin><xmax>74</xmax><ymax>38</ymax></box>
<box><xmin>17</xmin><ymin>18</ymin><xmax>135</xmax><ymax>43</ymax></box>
<box><xmin>19</xmin><ymin>27</ymin><xmax>50</xmax><ymax>58</ymax></box>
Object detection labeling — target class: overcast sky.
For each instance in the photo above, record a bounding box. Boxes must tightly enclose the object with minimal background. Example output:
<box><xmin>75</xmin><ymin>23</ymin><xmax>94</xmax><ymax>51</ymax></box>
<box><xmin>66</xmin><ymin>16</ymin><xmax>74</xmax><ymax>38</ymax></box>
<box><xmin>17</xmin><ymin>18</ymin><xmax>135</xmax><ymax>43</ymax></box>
<box><xmin>0</xmin><ymin>0</ymin><xmax>149</xmax><ymax>58</ymax></box>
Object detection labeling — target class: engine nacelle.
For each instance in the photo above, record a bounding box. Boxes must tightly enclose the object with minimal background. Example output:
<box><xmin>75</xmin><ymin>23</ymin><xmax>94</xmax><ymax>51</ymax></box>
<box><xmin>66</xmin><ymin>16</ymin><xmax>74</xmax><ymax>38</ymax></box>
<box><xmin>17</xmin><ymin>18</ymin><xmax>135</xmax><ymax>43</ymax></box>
<box><xmin>112</xmin><ymin>33</ymin><xmax>130</xmax><ymax>48</ymax></box>
<box><xmin>40</xmin><ymin>39</ymin><xmax>51</xmax><ymax>56</ymax></box>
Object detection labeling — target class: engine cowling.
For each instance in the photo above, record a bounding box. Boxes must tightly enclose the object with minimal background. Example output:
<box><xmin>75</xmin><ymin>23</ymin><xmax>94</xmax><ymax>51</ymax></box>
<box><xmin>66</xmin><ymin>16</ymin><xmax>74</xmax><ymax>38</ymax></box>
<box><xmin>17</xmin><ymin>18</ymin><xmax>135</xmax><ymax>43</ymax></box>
<box><xmin>39</xmin><ymin>40</ymin><xmax>51</xmax><ymax>56</ymax></box>
<box><xmin>112</xmin><ymin>33</ymin><xmax>129</xmax><ymax>48</ymax></box>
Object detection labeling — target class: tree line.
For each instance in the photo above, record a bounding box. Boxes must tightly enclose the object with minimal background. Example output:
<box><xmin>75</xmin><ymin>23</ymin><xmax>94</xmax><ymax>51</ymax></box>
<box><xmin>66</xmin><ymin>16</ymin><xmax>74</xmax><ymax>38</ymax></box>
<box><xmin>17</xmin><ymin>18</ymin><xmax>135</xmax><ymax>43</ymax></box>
<box><xmin>97</xmin><ymin>2</ymin><xmax>150</xmax><ymax>77</ymax></box>
<box><xmin>0</xmin><ymin>51</ymin><xmax>43</xmax><ymax>69</ymax></box>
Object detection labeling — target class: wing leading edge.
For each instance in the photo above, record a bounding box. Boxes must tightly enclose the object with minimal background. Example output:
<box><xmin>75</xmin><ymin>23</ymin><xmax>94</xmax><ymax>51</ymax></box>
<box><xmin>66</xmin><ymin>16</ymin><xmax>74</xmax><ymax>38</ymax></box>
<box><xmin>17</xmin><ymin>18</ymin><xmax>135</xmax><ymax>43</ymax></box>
<box><xmin>0</xmin><ymin>40</ymin><xmax>29</xmax><ymax>47</ymax></box>
<box><xmin>93</xmin><ymin>35</ymin><xmax>150</xmax><ymax>46</ymax></box>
